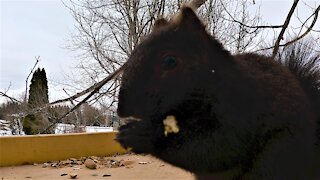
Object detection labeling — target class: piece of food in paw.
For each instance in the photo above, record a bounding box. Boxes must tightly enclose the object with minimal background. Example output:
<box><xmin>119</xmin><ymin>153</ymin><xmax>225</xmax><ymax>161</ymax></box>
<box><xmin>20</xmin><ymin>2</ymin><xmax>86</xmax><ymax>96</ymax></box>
<box><xmin>163</xmin><ymin>115</ymin><xmax>179</xmax><ymax>136</ymax></box>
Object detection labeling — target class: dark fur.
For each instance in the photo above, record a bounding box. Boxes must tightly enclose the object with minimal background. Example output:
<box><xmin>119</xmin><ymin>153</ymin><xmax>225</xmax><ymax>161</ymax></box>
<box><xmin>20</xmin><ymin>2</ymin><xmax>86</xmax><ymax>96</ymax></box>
<box><xmin>116</xmin><ymin>6</ymin><xmax>320</xmax><ymax>179</ymax></box>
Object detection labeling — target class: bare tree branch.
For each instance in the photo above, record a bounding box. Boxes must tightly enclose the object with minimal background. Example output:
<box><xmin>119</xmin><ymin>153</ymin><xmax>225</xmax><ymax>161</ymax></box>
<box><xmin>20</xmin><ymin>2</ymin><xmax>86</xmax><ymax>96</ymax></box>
<box><xmin>49</xmin><ymin>64</ymin><xmax>124</xmax><ymax>106</ymax></box>
<box><xmin>24</xmin><ymin>56</ymin><xmax>40</xmax><ymax>102</ymax></box>
<box><xmin>41</xmin><ymin>64</ymin><xmax>125</xmax><ymax>133</ymax></box>
<box><xmin>256</xmin><ymin>5</ymin><xmax>320</xmax><ymax>53</ymax></box>
<box><xmin>272</xmin><ymin>0</ymin><xmax>300</xmax><ymax>58</ymax></box>
<box><xmin>218</xmin><ymin>0</ymin><xmax>283</xmax><ymax>30</ymax></box>
<box><xmin>224</xmin><ymin>16</ymin><xmax>283</xmax><ymax>29</ymax></box>
<box><xmin>62</xmin><ymin>88</ymin><xmax>81</xmax><ymax>126</ymax></box>
<box><xmin>0</xmin><ymin>92</ymin><xmax>22</xmax><ymax>104</ymax></box>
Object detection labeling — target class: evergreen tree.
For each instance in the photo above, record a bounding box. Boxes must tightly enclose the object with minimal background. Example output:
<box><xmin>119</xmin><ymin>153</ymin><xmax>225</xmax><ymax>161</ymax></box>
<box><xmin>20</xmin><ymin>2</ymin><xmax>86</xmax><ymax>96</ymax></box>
<box><xmin>28</xmin><ymin>68</ymin><xmax>49</xmax><ymax>108</ymax></box>
<box><xmin>23</xmin><ymin>68</ymin><xmax>51</xmax><ymax>135</ymax></box>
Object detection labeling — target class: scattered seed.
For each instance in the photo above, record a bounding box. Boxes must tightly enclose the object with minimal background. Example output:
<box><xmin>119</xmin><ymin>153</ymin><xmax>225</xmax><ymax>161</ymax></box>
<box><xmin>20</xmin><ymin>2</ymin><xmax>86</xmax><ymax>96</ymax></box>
<box><xmin>138</xmin><ymin>161</ymin><xmax>148</xmax><ymax>164</ymax></box>
<box><xmin>69</xmin><ymin>173</ymin><xmax>78</xmax><ymax>179</ymax></box>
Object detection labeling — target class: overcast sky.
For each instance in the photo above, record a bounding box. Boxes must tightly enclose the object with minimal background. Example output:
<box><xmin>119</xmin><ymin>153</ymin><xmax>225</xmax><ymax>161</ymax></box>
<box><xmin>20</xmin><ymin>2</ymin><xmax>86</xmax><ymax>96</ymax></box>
<box><xmin>0</xmin><ymin>0</ymin><xmax>319</xmax><ymax>104</ymax></box>
<box><xmin>1</xmin><ymin>0</ymin><xmax>78</xmax><ymax>103</ymax></box>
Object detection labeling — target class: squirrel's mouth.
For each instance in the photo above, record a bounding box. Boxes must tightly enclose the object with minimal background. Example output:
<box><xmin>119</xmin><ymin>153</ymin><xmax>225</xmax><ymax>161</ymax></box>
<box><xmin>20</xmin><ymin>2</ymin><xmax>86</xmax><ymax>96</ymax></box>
<box><xmin>116</xmin><ymin>112</ymin><xmax>178</xmax><ymax>154</ymax></box>
<box><xmin>118</xmin><ymin>112</ymin><xmax>181</xmax><ymax>137</ymax></box>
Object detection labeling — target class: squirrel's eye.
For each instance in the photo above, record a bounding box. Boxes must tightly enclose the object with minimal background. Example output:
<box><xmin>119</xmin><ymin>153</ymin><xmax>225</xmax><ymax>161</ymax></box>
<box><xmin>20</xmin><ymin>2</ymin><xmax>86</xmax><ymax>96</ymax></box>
<box><xmin>161</xmin><ymin>56</ymin><xmax>177</xmax><ymax>70</ymax></box>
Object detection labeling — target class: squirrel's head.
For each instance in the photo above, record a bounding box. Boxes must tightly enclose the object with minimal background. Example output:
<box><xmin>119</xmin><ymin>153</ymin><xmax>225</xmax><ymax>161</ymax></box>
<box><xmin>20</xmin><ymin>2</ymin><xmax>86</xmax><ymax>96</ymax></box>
<box><xmin>118</xmin><ymin>6</ymin><xmax>231</xmax><ymax>120</ymax></box>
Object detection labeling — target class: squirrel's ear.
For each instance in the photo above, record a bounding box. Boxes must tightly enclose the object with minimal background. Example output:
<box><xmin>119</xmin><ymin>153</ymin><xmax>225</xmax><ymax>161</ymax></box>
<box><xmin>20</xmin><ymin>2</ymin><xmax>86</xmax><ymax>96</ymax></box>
<box><xmin>171</xmin><ymin>6</ymin><xmax>206</xmax><ymax>33</ymax></box>
<box><xmin>152</xmin><ymin>18</ymin><xmax>169</xmax><ymax>32</ymax></box>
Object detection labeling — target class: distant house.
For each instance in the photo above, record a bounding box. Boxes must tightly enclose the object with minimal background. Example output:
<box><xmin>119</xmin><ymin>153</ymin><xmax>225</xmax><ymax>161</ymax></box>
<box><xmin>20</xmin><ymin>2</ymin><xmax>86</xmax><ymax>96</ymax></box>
<box><xmin>85</xmin><ymin>126</ymin><xmax>113</xmax><ymax>133</ymax></box>
<box><xmin>54</xmin><ymin>123</ymin><xmax>76</xmax><ymax>134</ymax></box>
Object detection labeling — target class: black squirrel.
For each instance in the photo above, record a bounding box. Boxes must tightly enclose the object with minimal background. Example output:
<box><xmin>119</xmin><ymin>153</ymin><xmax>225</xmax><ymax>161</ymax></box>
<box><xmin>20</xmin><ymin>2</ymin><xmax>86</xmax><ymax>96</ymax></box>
<box><xmin>116</xmin><ymin>6</ymin><xmax>320</xmax><ymax>179</ymax></box>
